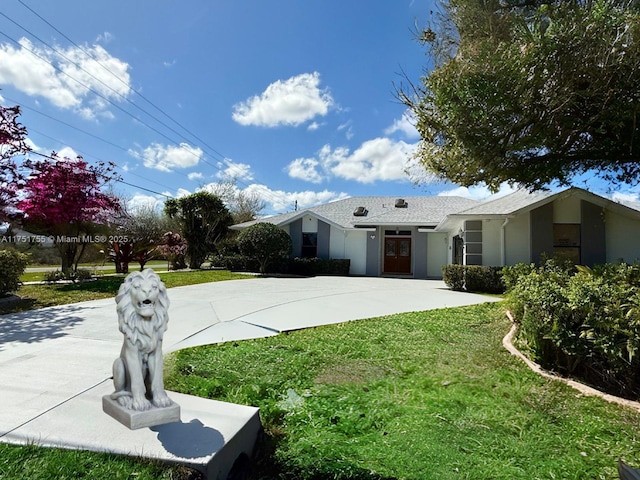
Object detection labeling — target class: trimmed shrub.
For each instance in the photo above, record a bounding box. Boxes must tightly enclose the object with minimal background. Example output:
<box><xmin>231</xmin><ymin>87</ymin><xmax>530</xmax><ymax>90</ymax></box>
<box><xmin>289</xmin><ymin>258</ymin><xmax>350</xmax><ymax>276</ymax></box>
<box><xmin>443</xmin><ymin>265</ymin><xmax>505</xmax><ymax>293</ymax></box>
<box><xmin>442</xmin><ymin>264</ymin><xmax>465</xmax><ymax>291</ymax></box>
<box><xmin>507</xmin><ymin>260</ymin><xmax>640</xmax><ymax>399</ymax></box>
<box><xmin>464</xmin><ymin>266</ymin><xmax>505</xmax><ymax>294</ymax></box>
<box><xmin>0</xmin><ymin>250</ymin><xmax>28</xmax><ymax>294</ymax></box>
<box><xmin>211</xmin><ymin>254</ymin><xmax>259</xmax><ymax>272</ymax></box>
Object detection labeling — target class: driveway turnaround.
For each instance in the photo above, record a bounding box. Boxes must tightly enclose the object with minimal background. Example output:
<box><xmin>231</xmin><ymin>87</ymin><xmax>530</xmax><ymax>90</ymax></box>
<box><xmin>0</xmin><ymin>276</ymin><xmax>501</xmax><ymax>478</ymax></box>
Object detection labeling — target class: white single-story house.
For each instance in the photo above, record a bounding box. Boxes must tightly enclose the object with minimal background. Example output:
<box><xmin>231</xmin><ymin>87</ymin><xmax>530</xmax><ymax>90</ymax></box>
<box><xmin>231</xmin><ymin>187</ymin><xmax>640</xmax><ymax>279</ymax></box>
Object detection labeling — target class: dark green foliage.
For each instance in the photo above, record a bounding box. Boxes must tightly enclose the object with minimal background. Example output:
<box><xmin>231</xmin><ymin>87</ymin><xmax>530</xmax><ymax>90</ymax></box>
<box><xmin>164</xmin><ymin>191</ymin><xmax>233</xmax><ymax>269</ymax></box>
<box><xmin>442</xmin><ymin>264</ymin><xmax>505</xmax><ymax>293</ymax></box>
<box><xmin>236</xmin><ymin>223</ymin><xmax>292</xmax><ymax>274</ymax></box>
<box><xmin>0</xmin><ymin>249</ymin><xmax>28</xmax><ymax>294</ymax></box>
<box><xmin>212</xmin><ymin>254</ymin><xmax>260</xmax><ymax>272</ymax></box>
<box><xmin>442</xmin><ymin>264</ymin><xmax>465</xmax><ymax>291</ymax></box>
<box><xmin>288</xmin><ymin>257</ymin><xmax>350</xmax><ymax>276</ymax></box>
<box><xmin>402</xmin><ymin>0</ymin><xmax>640</xmax><ymax>190</ymax></box>
<box><xmin>507</xmin><ymin>260</ymin><xmax>640</xmax><ymax>399</ymax></box>
<box><xmin>464</xmin><ymin>265</ymin><xmax>505</xmax><ymax>293</ymax></box>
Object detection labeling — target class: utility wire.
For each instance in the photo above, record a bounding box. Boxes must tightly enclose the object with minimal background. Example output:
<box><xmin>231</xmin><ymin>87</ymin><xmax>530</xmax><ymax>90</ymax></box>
<box><xmin>1</xmin><ymin>4</ymin><xmax>292</xmax><ymax>208</ymax></box>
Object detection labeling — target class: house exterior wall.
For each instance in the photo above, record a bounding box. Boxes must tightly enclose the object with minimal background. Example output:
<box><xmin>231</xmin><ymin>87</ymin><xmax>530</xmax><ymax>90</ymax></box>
<box><xmin>554</xmin><ymin>196</ymin><xmax>581</xmax><ymax>223</ymax></box>
<box><xmin>318</xmin><ymin>220</ymin><xmax>330</xmax><ymax>259</ymax></box>
<box><xmin>504</xmin><ymin>213</ymin><xmax>530</xmax><ymax>265</ymax></box>
<box><xmin>289</xmin><ymin>219</ymin><xmax>302</xmax><ymax>257</ymax></box>
<box><xmin>605</xmin><ymin>210</ymin><xmax>640</xmax><ymax>263</ymax></box>
<box><xmin>530</xmin><ymin>203</ymin><xmax>554</xmax><ymax>264</ymax></box>
<box><xmin>482</xmin><ymin>219</ymin><xmax>502</xmax><ymax>266</ymax></box>
<box><xmin>581</xmin><ymin>200</ymin><xmax>606</xmax><ymax>266</ymax></box>
<box><xmin>366</xmin><ymin>227</ymin><xmax>381</xmax><ymax>276</ymax></box>
<box><xmin>413</xmin><ymin>230</ymin><xmax>428</xmax><ymax>278</ymax></box>
<box><xmin>427</xmin><ymin>232</ymin><xmax>448</xmax><ymax>278</ymax></box>
<box><xmin>328</xmin><ymin>227</ymin><xmax>368</xmax><ymax>275</ymax></box>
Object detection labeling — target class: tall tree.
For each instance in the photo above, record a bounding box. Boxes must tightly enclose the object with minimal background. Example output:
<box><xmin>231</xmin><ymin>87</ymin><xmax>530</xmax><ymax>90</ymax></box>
<box><xmin>401</xmin><ymin>0</ymin><xmax>640</xmax><ymax>191</ymax></box>
<box><xmin>164</xmin><ymin>191</ymin><xmax>233</xmax><ymax>269</ymax></box>
<box><xmin>203</xmin><ymin>180</ymin><xmax>266</xmax><ymax>224</ymax></box>
<box><xmin>0</xmin><ymin>105</ymin><xmax>30</xmax><ymax>221</ymax></box>
<box><xmin>107</xmin><ymin>204</ymin><xmax>171</xmax><ymax>273</ymax></box>
<box><xmin>18</xmin><ymin>154</ymin><xmax>120</xmax><ymax>277</ymax></box>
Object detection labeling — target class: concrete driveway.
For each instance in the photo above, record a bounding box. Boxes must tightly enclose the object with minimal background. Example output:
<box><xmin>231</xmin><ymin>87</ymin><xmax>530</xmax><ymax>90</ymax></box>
<box><xmin>0</xmin><ymin>275</ymin><xmax>500</xmax><ymax>476</ymax></box>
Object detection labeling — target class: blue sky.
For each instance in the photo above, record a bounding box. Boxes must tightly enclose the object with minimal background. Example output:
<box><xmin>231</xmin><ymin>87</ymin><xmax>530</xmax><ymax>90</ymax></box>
<box><xmin>1</xmin><ymin>1</ymin><xmax>635</xmax><ymax>216</ymax></box>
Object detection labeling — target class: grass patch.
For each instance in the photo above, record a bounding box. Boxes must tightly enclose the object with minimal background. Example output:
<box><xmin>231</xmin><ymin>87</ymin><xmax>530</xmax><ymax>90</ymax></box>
<box><xmin>165</xmin><ymin>302</ymin><xmax>640</xmax><ymax>479</ymax></box>
<box><xmin>0</xmin><ymin>269</ymin><xmax>250</xmax><ymax>314</ymax></box>
<box><xmin>0</xmin><ymin>443</ymin><xmax>202</xmax><ymax>479</ymax></box>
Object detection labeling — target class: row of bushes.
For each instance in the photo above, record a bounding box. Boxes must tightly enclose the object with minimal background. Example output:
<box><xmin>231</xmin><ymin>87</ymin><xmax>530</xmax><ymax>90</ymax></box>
<box><xmin>442</xmin><ymin>264</ymin><xmax>506</xmax><ymax>294</ymax></box>
<box><xmin>213</xmin><ymin>255</ymin><xmax>351</xmax><ymax>276</ymax></box>
<box><xmin>0</xmin><ymin>249</ymin><xmax>28</xmax><ymax>295</ymax></box>
<box><xmin>506</xmin><ymin>259</ymin><xmax>640</xmax><ymax>400</ymax></box>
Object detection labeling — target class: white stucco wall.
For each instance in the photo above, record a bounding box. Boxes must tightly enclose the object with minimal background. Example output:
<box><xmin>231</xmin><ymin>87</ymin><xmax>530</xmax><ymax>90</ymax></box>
<box><xmin>329</xmin><ymin>227</ymin><xmax>367</xmax><ymax>275</ymax></box>
<box><xmin>553</xmin><ymin>196</ymin><xmax>581</xmax><ymax>223</ymax></box>
<box><xmin>605</xmin><ymin>210</ymin><xmax>640</xmax><ymax>263</ymax></box>
<box><xmin>505</xmin><ymin>212</ymin><xmax>531</xmax><ymax>265</ymax></box>
<box><xmin>426</xmin><ymin>232</ymin><xmax>448</xmax><ymax>278</ymax></box>
<box><xmin>481</xmin><ymin>219</ymin><xmax>502</xmax><ymax>266</ymax></box>
<box><xmin>301</xmin><ymin>215</ymin><xmax>318</xmax><ymax>233</ymax></box>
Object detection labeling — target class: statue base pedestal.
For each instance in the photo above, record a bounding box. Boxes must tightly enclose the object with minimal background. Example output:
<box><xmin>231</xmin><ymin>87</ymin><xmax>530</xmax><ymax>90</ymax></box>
<box><xmin>102</xmin><ymin>396</ymin><xmax>181</xmax><ymax>430</ymax></box>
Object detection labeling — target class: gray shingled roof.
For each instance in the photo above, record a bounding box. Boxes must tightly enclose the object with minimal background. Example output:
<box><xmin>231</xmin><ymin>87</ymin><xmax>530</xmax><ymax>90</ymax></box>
<box><xmin>232</xmin><ymin>195</ymin><xmax>479</xmax><ymax>230</ymax></box>
<box><xmin>454</xmin><ymin>189</ymin><xmax>556</xmax><ymax>216</ymax></box>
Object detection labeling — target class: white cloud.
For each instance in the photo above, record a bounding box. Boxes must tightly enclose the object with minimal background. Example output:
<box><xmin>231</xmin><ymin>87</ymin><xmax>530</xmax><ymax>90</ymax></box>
<box><xmin>164</xmin><ymin>182</ymin><xmax>347</xmax><ymax>215</ymax></box>
<box><xmin>438</xmin><ymin>183</ymin><xmax>518</xmax><ymax>201</ymax></box>
<box><xmin>290</xmin><ymin>138</ymin><xmax>418</xmax><ymax>184</ymax></box>
<box><xmin>232</xmin><ymin>72</ymin><xmax>334</xmax><ymax>127</ymax></box>
<box><xmin>0</xmin><ymin>37</ymin><xmax>131</xmax><ymax>118</ymax></box>
<box><xmin>337</xmin><ymin>121</ymin><xmax>354</xmax><ymax>140</ymax></box>
<box><xmin>188</xmin><ymin>172</ymin><xmax>204</xmax><ymax>181</ymax></box>
<box><xmin>55</xmin><ymin>146</ymin><xmax>79</xmax><ymax>160</ymax></box>
<box><xmin>385</xmin><ymin>110</ymin><xmax>420</xmax><ymax>140</ymax></box>
<box><xmin>244</xmin><ymin>183</ymin><xmax>349</xmax><ymax>213</ymax></box>
<box><xmin>95</xmin><ymin>32</ymin><xmax>113</xmax><ymax>44</ymax></box>
<box><xmin>286</xmin><ymin>158</ymin><xmax>324</xmax><ymax>184</ymax></box>
<box><xmin>126</xmin><ymin>193</ymin><xmax>164</xmax><ymax>212</ymax></box>
<box><xmin>307</xmin><ymin>122</ymin><xmax>321</xmax><ymax>131</ymax></box>
<box><xmin>215</xmin><ymin>159</ymin><xmax>254</xmax><ymax>181</ymax></box>
<box><xmin>130</xmin><ymin>142</ymin><xmax>203</xmax><ymax>172</ymax></box>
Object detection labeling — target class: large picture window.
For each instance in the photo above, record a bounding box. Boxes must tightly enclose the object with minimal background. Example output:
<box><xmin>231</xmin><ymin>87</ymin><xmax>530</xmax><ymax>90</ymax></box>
<box><xmin>301</xmin><ymin>232</ymin><xmax>317</xmax><ymax>258</ymax></box>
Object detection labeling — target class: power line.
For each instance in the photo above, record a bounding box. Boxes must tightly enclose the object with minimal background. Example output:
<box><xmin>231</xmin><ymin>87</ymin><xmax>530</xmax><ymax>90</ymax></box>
<box><xmin>0</xmin><ymin>4</ymin><xmax>293</xmax><ymax>209</ymax></box>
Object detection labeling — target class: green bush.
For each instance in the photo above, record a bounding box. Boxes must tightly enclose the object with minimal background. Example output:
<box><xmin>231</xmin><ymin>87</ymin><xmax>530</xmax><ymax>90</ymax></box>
<box><xmin>0</xmin><ymin>250</ymin><xmax>28</xmax><ymax>294</ymax></box>
<box><xmin>211</xmin><ymin>254</ymin><xmax>259</xmax><ymax>272</ymax></box>
<box><xmin>288</xmin><ymin>258</ymin><xmax>351</xmax><ymax>276</ymax></box>
<box><xmin>442</xmin><ymin>265</ymin><xmax>505</xmax><ymax>293</ymax></box>
<box><xmin>442</xmin><ymin>264</ymin><xmax>465</xmax><ymax>291</ymax></box>
<box><xmin>507</xmin><ymin>261</ymin><xmax>640</xmax><ymax>399</ymax></box>
<box><xmin>464</xmin><ymin>265</ymin><xmax>505</xmax><ymax>293</ymax></box>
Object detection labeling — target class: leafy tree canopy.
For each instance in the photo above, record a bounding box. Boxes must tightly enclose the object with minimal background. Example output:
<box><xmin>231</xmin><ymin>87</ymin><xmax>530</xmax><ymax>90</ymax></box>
<box><xmin>18</xmin><ymin>154</ymin><xmax>121</xmax><ymax>275</ymax></box>
<box><xmin>164</xmin><ymin>191</ymin><xmax>233</xmax><ymax>269</ymax></box>
<box><xmin>0</xmin><ymin>104</ymin><xmax>30</xmax><ymax>220</ymax></box>
<box><xmin>236</xmin><ymin>222</ymin><xmax>292</xmax><ymax>274</ymax></box>
<box><xmin>402</xmin><ymin>0</ymin><xmax>640</xmax><ymax>191</ymax></box>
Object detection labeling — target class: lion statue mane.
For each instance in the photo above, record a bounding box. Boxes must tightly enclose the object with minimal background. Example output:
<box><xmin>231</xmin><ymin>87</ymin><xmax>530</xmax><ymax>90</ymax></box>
<box><xmin>110</xmin><ymin>269</ymin><xmax>174</xmax><ymax>411</ymax></box>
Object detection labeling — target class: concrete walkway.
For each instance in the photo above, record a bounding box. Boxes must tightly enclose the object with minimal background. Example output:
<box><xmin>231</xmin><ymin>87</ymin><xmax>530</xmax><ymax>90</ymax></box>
<box><xmin>0</xmin><ymin>276</ymin><xmax>500</xmax><ymax>478</ymax></box>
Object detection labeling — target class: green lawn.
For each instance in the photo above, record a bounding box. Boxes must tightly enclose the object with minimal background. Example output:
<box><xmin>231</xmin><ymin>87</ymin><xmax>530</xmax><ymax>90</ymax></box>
<box><xmin>165</xmin><ymin>302</ymin><xmax>640</xmax><ymax>479</ymax></box>
<box><xmin>3</xmin><ymin>276</ymin><xmax>640</xmax><ymax>479</ymax></box>
<box><xmin>1</xmin><ymin>269</ymin><xmax>250</xmax><ymax>315</ymax></box>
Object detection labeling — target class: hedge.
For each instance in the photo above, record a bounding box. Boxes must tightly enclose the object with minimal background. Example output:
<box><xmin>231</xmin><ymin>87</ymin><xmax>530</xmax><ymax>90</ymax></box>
<box><xmin>506</xmin><ymin>259</ymin><xmax>640</xmax><ymax>400</ymax></box>
<box><xmin>212</xmin><ymin>255</ymin><xmax>350</xmax><ymax>276</ymax></box>
<box><xmin>442</xmin><ymin>265</ymin><xmax>505</xmax><ymax>294</ymax></box>
<box><xmin>0</xmin><ymin>250</ymin><xmax>28</xmax><ymax>295</ymax></box>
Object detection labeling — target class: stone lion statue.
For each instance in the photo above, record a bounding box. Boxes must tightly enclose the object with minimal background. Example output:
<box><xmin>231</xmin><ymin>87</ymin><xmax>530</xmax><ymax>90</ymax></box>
<box><xmin>111</xmin><ymin>269</ymin><xmax>174</xmax><ymax>411</ymax></box>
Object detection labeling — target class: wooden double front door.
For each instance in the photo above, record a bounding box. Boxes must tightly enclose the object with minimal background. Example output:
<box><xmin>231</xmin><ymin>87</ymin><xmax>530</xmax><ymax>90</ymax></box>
<box><xmin>384</xmin><ymin>237</ymin><xmax>411</xmax><ymax>274</ymax></box>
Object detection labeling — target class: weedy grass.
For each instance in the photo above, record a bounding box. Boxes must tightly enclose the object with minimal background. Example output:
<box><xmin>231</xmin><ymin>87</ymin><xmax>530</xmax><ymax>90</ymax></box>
<box><xmin>0</xmin><ymin>269</ymin><xmax>250</xmax><ymax>314</ymax></box>
<box><xmin>165</xmin><ymin>302</ymin><xmax>640</xmax><ymax>480</ymax></box>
